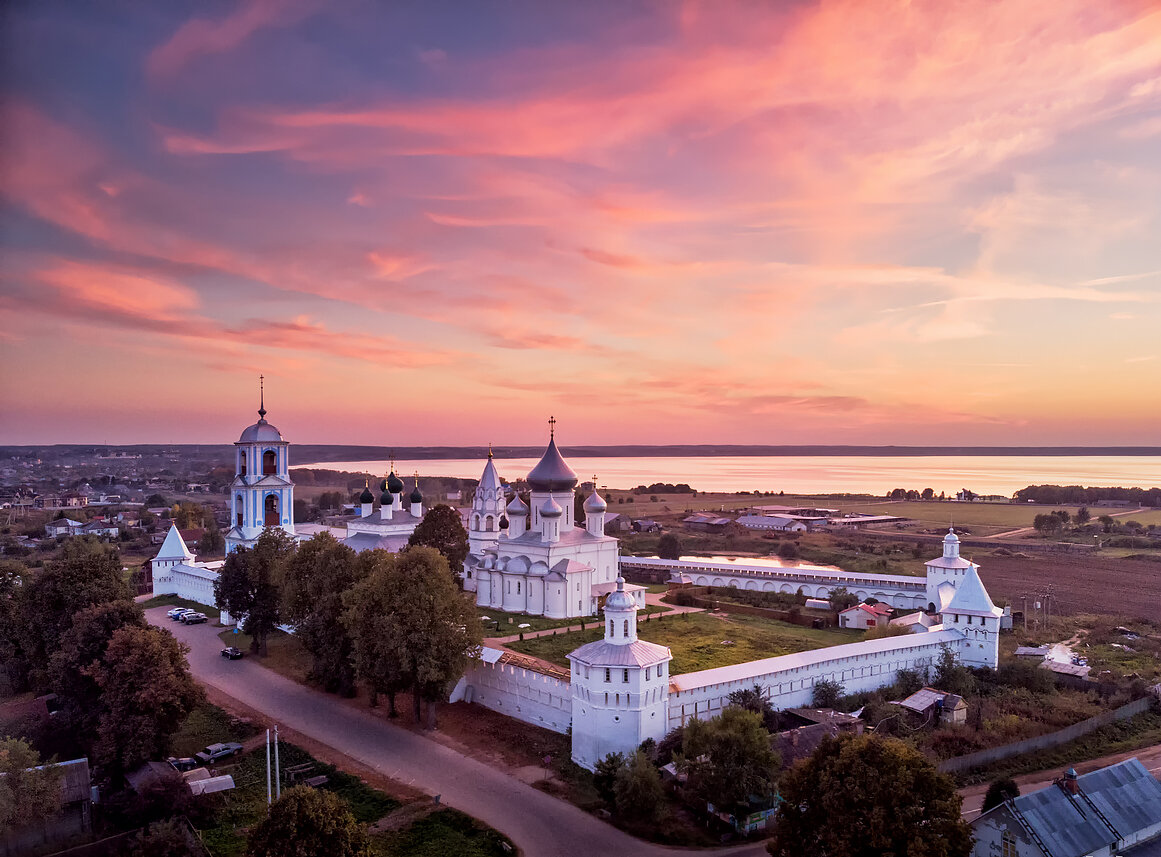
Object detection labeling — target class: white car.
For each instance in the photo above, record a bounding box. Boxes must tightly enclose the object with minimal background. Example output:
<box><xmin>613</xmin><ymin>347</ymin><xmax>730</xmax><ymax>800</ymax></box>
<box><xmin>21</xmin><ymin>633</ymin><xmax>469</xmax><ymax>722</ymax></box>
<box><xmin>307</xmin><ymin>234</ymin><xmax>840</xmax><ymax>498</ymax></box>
<box><xmin>168</xmin><ymin>608</ymin><xmax>195</xmax><ymax>620</ymax></box>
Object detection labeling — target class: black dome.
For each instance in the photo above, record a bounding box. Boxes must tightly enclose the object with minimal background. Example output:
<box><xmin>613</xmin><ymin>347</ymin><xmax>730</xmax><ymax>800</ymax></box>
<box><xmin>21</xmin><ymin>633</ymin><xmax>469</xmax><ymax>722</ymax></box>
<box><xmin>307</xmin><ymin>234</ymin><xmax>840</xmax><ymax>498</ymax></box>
<box><xmin>527</xmin><ymin>437</ymin><xmax>577</xmax><ymax>491</ymax></box>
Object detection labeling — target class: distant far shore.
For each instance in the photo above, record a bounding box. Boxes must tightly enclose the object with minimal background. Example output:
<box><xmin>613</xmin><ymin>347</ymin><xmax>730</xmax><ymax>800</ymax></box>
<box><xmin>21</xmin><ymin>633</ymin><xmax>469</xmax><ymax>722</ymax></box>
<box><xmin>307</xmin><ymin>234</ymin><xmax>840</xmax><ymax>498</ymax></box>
<box><xmin>4</xmin><ymin>443</ymin><xmax>1161</xmax><ymax>463</ymax></box>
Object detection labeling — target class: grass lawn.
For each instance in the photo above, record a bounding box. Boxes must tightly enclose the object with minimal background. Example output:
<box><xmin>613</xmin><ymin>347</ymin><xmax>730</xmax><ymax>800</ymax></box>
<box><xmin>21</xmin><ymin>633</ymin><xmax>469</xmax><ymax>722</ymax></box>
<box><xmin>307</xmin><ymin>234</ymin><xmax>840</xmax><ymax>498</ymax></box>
<box><xmin>197</xmin><ymin>739</ymin><xmax>400</xmax><ymax>857</ymax></box>
<box><xmin>370</xmin><ymin>809</ymin><xmax>514</xmax><ymax>857</ymax></box>
<box><xmin>140</xmin><ymin>594</ymin><xmax>221</xmax><ymax>621</ymax></box>
<box><xmin>840</xmin><ymin>500</ymin><xmax>1102</xmax><ymax>531</ymax></box>
<box><xmin>217</xmin><ymin>627</ymin><xmax>313</xmax><ymax>685</ymax></box>
<box><xmin>474</xmin><ymin>607</ymin><xmax>584</xmax><ymax>634</ymax></box>
<box><xmin>171</xmin><ymin>702</ymin><xmax>260</xmax><ymax>757</ymax></box>
<box><xmin>507</xmin><ymin>611</ymin><xmax>864</xmax><ymax>674</ymax></box>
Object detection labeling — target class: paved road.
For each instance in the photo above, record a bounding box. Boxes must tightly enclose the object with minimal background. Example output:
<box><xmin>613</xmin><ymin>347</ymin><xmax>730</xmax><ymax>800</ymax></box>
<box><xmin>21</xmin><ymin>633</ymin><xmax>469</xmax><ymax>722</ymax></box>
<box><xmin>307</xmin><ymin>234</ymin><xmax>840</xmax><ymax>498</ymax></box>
<box><xmin>149</xmin><ymin>607</ymin><xmax>766</xmax><ymax>857</ymax></box>
<box><xmin>958</xmin><ymin>739</ymin><xmax>1161</xmax><ymax>818</ymax></box>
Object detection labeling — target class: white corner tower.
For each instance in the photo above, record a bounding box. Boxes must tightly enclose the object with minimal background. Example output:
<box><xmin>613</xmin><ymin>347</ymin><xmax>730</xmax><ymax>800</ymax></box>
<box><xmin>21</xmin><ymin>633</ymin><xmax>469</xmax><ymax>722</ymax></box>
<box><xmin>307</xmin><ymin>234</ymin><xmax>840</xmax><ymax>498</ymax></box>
<box><xmin>568</xmin><ymin>577</ymin><xmax>672</xmax><ymax>770</ymax></box>
<box><xmin>224</xmin><ymin>376</ymin><xmax>295</xmax><ymax>554</ymax></box>
<box><xmin>469</xmin><ymin>449</ymin><xmax>506</xmax><ymax>555</ymax></box>
<box><xmin>944</xmin><ymin>564</ymin><xmax>1003</xmax><ymax>669</ymax></box>
<box><xmin>925</xmin><ymin>528</ymin><xmax>976</xmax><ymax>614</ymax></box>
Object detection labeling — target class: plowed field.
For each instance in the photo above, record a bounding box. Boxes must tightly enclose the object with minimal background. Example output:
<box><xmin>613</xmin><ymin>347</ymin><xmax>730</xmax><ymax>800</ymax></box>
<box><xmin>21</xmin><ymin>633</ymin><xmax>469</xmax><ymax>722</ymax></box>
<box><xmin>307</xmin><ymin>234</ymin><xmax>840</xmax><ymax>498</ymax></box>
<box><xmin>979</xmin><ymin>553</ymin><xmax>1161</xmax><ymax>619</ymax></box>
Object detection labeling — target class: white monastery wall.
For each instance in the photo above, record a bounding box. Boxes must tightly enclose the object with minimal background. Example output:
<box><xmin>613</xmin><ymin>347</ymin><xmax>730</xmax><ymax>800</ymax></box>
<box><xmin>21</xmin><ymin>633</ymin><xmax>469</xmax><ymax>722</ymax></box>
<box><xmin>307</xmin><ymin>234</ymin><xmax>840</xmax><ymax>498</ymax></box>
<box><xmin>665</xmin><ymin>630</ymin><xmax>963</xmax><ymax>731</ymax></box>
<box><xmin>451</xmin><ymin>658</ymin><xmax>573</xmax><ymax>735</ymax></box>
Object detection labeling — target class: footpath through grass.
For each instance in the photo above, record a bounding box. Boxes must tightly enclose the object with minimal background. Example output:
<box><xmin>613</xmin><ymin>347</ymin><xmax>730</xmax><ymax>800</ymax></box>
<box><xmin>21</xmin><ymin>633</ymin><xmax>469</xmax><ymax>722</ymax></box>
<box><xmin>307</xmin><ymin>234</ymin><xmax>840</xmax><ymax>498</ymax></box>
<box><xmin>507</xmin><ymin>610</ymin><xmax>863</xmax><ymax>674</ymax></box>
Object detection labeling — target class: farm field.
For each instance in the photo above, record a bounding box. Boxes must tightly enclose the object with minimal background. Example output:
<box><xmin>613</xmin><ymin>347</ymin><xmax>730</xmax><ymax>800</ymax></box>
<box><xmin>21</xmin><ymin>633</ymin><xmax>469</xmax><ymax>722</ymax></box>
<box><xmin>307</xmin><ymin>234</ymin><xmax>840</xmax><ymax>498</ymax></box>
<box><xmin>979</xmin><ymin>551</ymin><xmax>1161</xmax><ymax>619</ymax></box>
<box><xmin>505</xmin><ymin>611</ymin><xmax>864</xmax><ymax>674</ymax></box>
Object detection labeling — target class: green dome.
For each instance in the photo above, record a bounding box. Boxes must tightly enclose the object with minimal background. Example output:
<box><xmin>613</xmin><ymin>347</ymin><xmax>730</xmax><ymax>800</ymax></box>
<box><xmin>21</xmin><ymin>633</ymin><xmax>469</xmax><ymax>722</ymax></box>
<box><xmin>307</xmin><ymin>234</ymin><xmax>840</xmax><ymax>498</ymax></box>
<box><xmin>380</xmin><ymin>488</ymin><xmax>393</xmax><ymax>505</ymax></box>
<box><xmin>359</xmin><ymin>485</ymin><xmax>374</xmax><ymax>504</ymax></box>
<box><xmin>386</xmin><ymin>470</ymin><xmax>405</xmax><ymax>493</ymax></box>
<box><xmin>409</xmin><ymin>483</ymin><xmax>423</xmax><ymax>504</ymax></box>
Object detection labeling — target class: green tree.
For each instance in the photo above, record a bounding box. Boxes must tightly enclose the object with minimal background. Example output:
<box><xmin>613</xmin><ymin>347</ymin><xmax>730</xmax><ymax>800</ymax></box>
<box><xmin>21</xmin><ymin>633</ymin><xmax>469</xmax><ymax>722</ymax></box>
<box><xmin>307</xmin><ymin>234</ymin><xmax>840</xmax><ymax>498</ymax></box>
<box><xmin>1075</xmin><ymin>506</ymin><xmax>1091</xmax><ymax>524</ymax></box>
<box><xmin>215</xmin><ymin>529</ymin><xmax>295</xmax><ymax>656</ymax></box>
<box><xmin>811</xmin><ymin>678</ymin><xmax>844</xmax><ymax>708</ymax></box>
<box><xmin>727</xmin><ymin>684</ymin><xmax>778</xmax><ymax>731</ymax></box>
<box><xmin>0</xmin><ymin>738</ymin><xmax>62</xmax><ymax>837</ymax></box>
<box><xmin>17</xmin><ymin>537</ymin><xmax>129</xmax><ymax>689</ymax></box>
<box><xmin>127</xmin><ymin>818</ymin><xmax>198</xmax><ymax>857</ymax></box>
<box><xmin>593</xmin><ymin>752</ymin><xmax>627</xmax><ymax>804</ymax></box>
<box><xmin>385</xmin><ymin>547</ymin><xmax>483</xmax><ymax>728</ymax></box>
<box><xmin>657</xmin><ymin>533</ymin><xmax>682</xmax><ymax>560</ymax></box>
<box><xmin>1098</xmin><ymin>514</ymin><xmax>1115</xmax><ymax>533</ymax></box>
<box><xmin>89</xmin><ymin>625</ymin><xmax>203</xmax><ymax>772</ymax></box>
<box><xmin>982</xmin><ymin>777</ymin><xmax>1020</xmax><ymax>812</ymax></box>
<box><xmin>197</xmin><ymin>524</ymin><xmax>225</xmax><ymax>556</ymax></box>
<box><xmin>282</xmin><ymin>533</ymin><xmax>365</xmax><ymax>696</ymax></box>
<box><xmin>826</xmin><ymin>585</ymin><xmax>863</xmax><ymax>613</ymax></box>
<box><xmin>406</xmin><ymin>504</ymin><xmax>469</xmax><ymax>571</ymax></box>
<box><xmin>49</xmin><ymin>600</ymin><xmax>146</xmax><ymax>736</ymax></box>
<box><xmin>934</xmin><ymin>644</ymin><xmax>975</xmax><ymax>697</ymax></box>
<box><xmin>777</xmin><ymin>540</ymin><xmax>799</xmax><ymax>559</ymax></box>
<box><xmin>614</xmin><ymin>751</ymin><xmax>665</xmax><ymax>823</ymax></box>
<box><xmin>767</xmin><ymin>734</ymin><xmax>971</xmax><ymax>857</ymax></box>
<box><xmin>246</xmin><ymin>786</ymin><xmax>370</xmax><ymax>857</ymax></box>
<box><xmin>0</xmin><ymin>561</ymin><xmax>30</xmax><ymax>694</ymax></box>
<box><xmin>681</xmin><ymin>708</ymin><xmax>778</xmax><ymax>812</ymax></box>
<box><xmin>342</xmin><ymin>551</ymin><xmax>414</xmax><ymax>717</ymax></box>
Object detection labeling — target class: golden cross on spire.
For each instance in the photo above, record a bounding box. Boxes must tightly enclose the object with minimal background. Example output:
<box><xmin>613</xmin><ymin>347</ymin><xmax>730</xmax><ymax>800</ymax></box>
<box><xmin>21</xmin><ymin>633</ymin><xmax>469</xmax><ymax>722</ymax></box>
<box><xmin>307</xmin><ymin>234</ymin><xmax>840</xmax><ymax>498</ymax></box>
<box><xmin>258</xmin><ymin>374</ymin><xmax>266</xmax><ymax>419</ymax></box>
<box><xmin>487</xmin><ymin>443</ymin><xmax>493</xmax><ymax>459</ymax></box>
<box><xmin>548</xmin><ymin>415</ymin><xmax>556</xmax><ymax>437</ymax></box>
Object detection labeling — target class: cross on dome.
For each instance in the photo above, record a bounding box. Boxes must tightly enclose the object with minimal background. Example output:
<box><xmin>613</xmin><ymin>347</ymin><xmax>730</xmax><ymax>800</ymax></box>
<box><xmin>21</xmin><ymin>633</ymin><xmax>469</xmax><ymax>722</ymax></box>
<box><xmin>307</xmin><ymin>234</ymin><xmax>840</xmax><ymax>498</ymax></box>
<box><xmin>548</xmin><ymin>415</ymin><xmax>556</xmax><ymax>437</ymax></box>
<box><xmin>258</xmin><ymin>374</ymin><xmax>266</xmax><ymax>420</ymax></box>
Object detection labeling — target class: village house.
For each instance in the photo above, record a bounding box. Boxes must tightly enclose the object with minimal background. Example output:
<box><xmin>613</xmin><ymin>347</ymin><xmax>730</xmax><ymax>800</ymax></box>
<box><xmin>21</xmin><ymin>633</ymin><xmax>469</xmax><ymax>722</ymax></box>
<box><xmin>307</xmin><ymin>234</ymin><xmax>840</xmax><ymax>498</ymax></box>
<box><xmin>891</xmin><ymin>687</ymin><xmax>968</xmax><ymax>726</ymax></box>
<box><xmin>838</xmin><ymin>601</ymin><xmax>894</xmax><ymax>629</ymax></box>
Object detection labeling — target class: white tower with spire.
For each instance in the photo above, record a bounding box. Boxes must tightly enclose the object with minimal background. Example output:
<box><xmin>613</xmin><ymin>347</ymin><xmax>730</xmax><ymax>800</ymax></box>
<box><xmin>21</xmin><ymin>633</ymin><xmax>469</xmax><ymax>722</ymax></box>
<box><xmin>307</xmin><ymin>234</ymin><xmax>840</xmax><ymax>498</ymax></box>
<box><xmin>468</xmin><ymin>449</ymin><xmax>506</xmax><ymax>555</ymax></box>
<box><xmin>568</xmin><ymin>577</ymin><xmax>672</xmax><ymax>770</ymax></box>
<box><xmin>224</xmin><ymin>377</ymin><xmax>295</xmax><ymax>554</ymax></box>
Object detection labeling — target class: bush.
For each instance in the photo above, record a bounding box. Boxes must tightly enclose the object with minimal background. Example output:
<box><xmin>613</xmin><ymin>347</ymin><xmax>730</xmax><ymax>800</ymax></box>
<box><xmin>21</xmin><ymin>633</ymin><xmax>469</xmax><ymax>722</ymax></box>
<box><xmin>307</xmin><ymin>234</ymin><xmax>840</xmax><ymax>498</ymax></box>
<box><xmin>982</xmin><ymin>777</ymin><xmax>1020</xmax><ymax>812</ymax></box>
<box><xmin>812</xmin><ymin>679</ymin><xmax>843</xmax><ymax>709</ymax></box>
<box><xmin>593</xmin><ymin>752</ymin><xmax>627</xmax><ymax>804</ymax></box>
<box><xmin>777</xmin><ymin>541</ymin><xmax>799</xmax><ymax>559</ymax></box>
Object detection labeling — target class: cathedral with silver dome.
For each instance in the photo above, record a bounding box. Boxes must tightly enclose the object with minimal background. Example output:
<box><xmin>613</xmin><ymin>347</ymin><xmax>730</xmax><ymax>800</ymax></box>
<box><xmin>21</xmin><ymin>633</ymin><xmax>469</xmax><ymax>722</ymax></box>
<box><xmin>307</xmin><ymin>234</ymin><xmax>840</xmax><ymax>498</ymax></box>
<box><xmin>463</xmin><ymin>419</ymin><xmax>643</xmax><ymax>619</ymax></box>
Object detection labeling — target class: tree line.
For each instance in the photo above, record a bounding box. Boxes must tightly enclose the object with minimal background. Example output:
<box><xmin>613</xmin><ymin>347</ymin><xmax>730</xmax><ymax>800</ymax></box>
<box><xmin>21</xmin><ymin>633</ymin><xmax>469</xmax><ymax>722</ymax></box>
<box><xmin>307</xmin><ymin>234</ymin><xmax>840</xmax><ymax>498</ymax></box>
<box><xmin>1014</xmin><ymin>484</ymin><xmax>1161</xmax><ymax>506</ymax></box>
<box><xmin>214</xmin><ymin>504</ymin><xmax>480</xmax><ymax>728</ymax></box>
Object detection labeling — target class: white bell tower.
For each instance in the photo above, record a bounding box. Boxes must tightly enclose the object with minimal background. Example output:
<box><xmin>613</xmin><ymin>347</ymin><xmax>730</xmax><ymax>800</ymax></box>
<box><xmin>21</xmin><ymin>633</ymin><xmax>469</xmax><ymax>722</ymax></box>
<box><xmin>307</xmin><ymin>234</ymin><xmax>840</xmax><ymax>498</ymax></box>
<box><xmin>224</xmin><ymin>376</ymin><xmax>295</xmax><ymax>553</ymax></box>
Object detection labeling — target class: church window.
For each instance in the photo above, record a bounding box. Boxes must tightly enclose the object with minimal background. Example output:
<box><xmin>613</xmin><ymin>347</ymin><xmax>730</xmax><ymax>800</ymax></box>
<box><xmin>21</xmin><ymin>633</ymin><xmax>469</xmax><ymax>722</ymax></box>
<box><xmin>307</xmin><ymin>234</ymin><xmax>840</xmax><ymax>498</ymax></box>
<box><xmin>516</xmin><ymin>582</ymin><xmax>521</xmax><ymax>595</ymax></box>
<box><xmin>624</xmin><ymin>619</ymin><xmax>629</xmax><ymax>636</ymax></box>
<box><xmin>1001</xmin><ymin>832</ymin><xmax>1017</xmax><ymax>857</ymax></box>
<box><xmin>623</xmin><ymin>669</ymin><xmax>629</xmax><ymax>683</ymax></box>
<box><xmin>486</xmin><ymin>515</ymin><xmax>494</xmax><ymax>531</ymax></box>
<box><xmin>239</xmin><ymin>450</ymin><xmax>247</xmax><ymax>475</ymax></box>
<box><xmin>466</xmin><ymin>570</ymin><xmax>472</xmax><ymax>579</ymax></box>
<box><xmin>604</xmin><ymin>693</ymin><xmax>608</xmax><ymax>704</ymax></box>
<box><xmin>605</xmin><ymin>669</ymin><xmax>611</xmax><ymax>682</ymax></box>
<box><xmin>646</xmin><ymin>667</ymin><xmax>651</xmax><ymax>680</ymax></box>
<box><xmin>236</xmin><ymin>495</ymin><xmax>244</xmax><ymax>527</ymax></box>
<box><xmin>608</xmin><ymin>621</ymin><xmax>614</xmax><ymax>637</ymax></box>
<box><xmin>264</xmin><ymin>494</ymin><xmax>279</xmax><ymax>526</ymax></box>
<box><xmin>616</xmin><ymin>693</ymin><xmax>620</xmax><ymax>705</ymax></box>
<box><xmin>262</xmin><ymin>449</ymin><xmax>276</xmax><ymax>475</ymax></box>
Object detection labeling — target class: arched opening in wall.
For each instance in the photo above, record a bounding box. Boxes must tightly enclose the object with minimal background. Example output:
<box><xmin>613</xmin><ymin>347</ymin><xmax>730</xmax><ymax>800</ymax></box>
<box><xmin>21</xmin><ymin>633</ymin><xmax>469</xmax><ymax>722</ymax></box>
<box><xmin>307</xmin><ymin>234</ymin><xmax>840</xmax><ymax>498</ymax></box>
<box><xmin>927</xmin><ymin>602</ymin><xmax>936</xmax><ymax>613</ymax></box>
<box><xmin>239</xmin><ymin>451</ymin><xmax>247</xmax><ymax>476</ymax></box>
<box><xmin>236</xmin><ymin>495</ymin><xmax>244</xmax><ymax>527</ymax></box>
<box><xmin>485</xmin><ymin>515</ymin><xmax>494</xmax><ymax>532</ymax></box>
<box><xmin>263</xmin><ymin>450</ymin><xmax>276</xmax><ymax>475</ymax></box>
<box><xmin>264</xmin><ymin>494</ymin><xmax>279</xmax><ymax>526</ymax></box>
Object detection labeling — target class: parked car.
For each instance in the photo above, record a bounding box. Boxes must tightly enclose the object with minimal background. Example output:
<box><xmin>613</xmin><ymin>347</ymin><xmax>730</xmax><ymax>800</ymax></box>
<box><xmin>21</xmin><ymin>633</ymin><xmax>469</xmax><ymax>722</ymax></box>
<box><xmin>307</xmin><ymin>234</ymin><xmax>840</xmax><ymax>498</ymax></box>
<box><xmin>167</xmin><ymin>756</ymin><xmax>201</xmax><ymax>772</ymax></box>
<box><xmin>169</xmin><ymin>608</ymin><xmax>195</xmax><ymax>620</ymax></box>
<box><xmin>195</xmin><ymin>742</ymin><xmax>243</xmax><ymax>764</ymax></box>
<box><xmin>181</xmin><ymin>612</ymin><xmax>208</xmax><ymax>625</ymax></box>
<box><xmin>221</xmin><ymin>646</ymin><xmax>244</xmax><ymax>660</ymax></box>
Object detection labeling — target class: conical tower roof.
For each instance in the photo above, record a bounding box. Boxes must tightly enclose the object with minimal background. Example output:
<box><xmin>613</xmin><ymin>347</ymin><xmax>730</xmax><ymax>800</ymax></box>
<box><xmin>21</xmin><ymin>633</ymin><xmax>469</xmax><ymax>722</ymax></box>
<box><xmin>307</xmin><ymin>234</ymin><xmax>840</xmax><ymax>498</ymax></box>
<box><xmin>156</xmin><ymin>523</ymin><xmax>193</xmax><ymax>561</ymax></box>
<box><xmin>527</xmin><ymin>424</ymin><xmax>577</xmax><ymax>492</ymax></box>
<box><xmin>946</xmin><ymin>565</ymin><xmax>1002</xmax><ymax>616</ymax></box>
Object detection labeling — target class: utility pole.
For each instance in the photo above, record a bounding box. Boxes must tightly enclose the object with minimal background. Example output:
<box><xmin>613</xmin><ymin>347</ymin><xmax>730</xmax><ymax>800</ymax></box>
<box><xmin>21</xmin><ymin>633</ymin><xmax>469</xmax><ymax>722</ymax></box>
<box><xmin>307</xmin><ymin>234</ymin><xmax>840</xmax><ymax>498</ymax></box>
<box><xmin>266</xmin><ymin>729</ymin><xmax>272</xmax><ymax>806</ymax></box>
<box><xmin>274</xmin><ymin>724</ymin><xmax>281</xmax><ymax>800</ymax></box>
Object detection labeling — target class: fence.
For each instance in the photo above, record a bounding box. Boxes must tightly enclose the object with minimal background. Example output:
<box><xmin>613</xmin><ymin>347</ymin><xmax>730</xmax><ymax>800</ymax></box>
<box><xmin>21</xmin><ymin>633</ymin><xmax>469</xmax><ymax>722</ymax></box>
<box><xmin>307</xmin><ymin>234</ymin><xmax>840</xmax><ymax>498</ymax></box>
<box><xmin>937</xmin><ymin>695</ymin><xmax>1156</xmax><ymax>774</ymax></box>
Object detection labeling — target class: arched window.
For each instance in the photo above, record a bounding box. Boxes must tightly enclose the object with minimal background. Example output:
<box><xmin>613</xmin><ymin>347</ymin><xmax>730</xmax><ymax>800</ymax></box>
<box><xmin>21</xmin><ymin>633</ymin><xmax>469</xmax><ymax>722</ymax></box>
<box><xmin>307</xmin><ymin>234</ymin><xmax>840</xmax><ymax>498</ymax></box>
<box><xmin>485</xmin><ymin>515</ymin><xmax>494</xmax><ymax>532</ymax></box>
<box><xmin>239</xmin><ymin>450</ymin><xmax>247</xmax><ymax>476</ymax></box>
<box><xmin>263</xmin><ymin>449</ymin><xmax>276</xmax><ymax>475</ymax></box>
<box><xmin>473</xmin><ymin>515</ymin><xmax>480</xmax><ymax>531</ymax></box>
<box><xmin>608</xmin><ymin>620</ymin><xmax>614</xmax><ymax>637</ymax></box>
<box><xmin>236</xmin><ymin>495</ymin><xmax>244</xmax><ymax>527</ymax></box>
<box><xmin>264</xmin><ymin>494</ymin><xmax>279</xmax><ymax>526</ymax></box>
<box><xmin>624</xmin><ymin>619</ymin><xmax>629</xmax><ymax>637</ymax></box>
<box><xmin>516</xmin><ymin>581</ymin><xmax>521</xmax><ymax>595</ymax></box>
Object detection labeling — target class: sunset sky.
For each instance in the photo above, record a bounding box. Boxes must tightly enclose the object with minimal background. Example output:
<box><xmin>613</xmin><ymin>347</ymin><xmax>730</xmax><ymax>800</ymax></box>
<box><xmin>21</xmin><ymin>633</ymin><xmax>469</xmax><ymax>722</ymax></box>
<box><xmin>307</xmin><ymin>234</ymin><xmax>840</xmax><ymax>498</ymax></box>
<box><xmin>2</xmin><ymin>0</ymin><xmax>1160</xmax><ymax>446</ymax></box>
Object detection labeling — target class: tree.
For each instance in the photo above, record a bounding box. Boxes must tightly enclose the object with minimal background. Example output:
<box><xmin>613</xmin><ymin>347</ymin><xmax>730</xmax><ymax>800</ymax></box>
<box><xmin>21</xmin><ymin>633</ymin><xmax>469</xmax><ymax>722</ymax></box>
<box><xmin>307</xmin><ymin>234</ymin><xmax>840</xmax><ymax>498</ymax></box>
<box><xmin>247</xmin><ymin>786</ymin><xmax>369</xmax><ymax>857</ymax></box>
<box><xmin>17</xmin><ymin>537</ymin><xmax>129</xmax><ymax>689</ymax></box>
<box><xmin>215</xmin><ymin>529</ymin><xmax>295</xmax><ymax>656</ymax></box>
<box><xmin>727</xmin><ymin>684</ymin><xmax>778</xmax><ymax>731</ymax></box>
<box><xmin>828</xmin><ymin>586</ymin><xmax>858</xmax><ymax>612</ymax></box>
<box><xmin>197</xmin><ymin>524</ymin><xmax>225</xmax><ymax>557</ymax></box>
<box><xmin>127</xmin><ymin>818</ymin><xmax>198</xmax><ymax>857</ymax></box>
<box><xmin>89</xmin><ymin>625</ymin><xmax>203</xmax><ymax>772</ymax></box>
<box><xmin>777</xmin><ymin>541</ymin><xmax>798</xmax><ymax>559</ymax></box>
<box><xmin>282</xmin><ymin>533</ymin><xmax>365</xmax><ymax>696</ymax></box>
<box><xmin>0</xmin><ymin>738</ymin><xmax>62</xmax><ymax>837</ymax></box>
<box><xmin>657</xmin><ymin>533</ymin><xmax>682</xmax><ymax>560</ymax></box>
<box><xmin>1098</xmin><ymin>514</ymin><xmax>1115</xmax><ymax>533</ymax></box>
<box><xmin>614</xmin><ymin>751</ymin><xmax>665</xmax><ymax>823</ymax></box>
<box><xmin>385</xmin><ymin>547</ymin><xmax>482</xmax><ymax>727</ymax></box>
<box><xmin>1033</xmin><ymin>514</ymin><xmax>1062</xmax><ymax>537</ymax></box>
<box><xmin>982</xmin><ymin>777</ymin><xmax>1020</xmax><ymax>812</ymax></box>
<box><xmin>934</xmin><ymin>644</ymin><xmax>975</xmax><ymax>698</ymax></box>
<box><xmin>49</xmin><ymin>600</ymin><xmax>146</xmax><ymax>736</ymax></box>
<box><xmin>921</xmin><ymin>488</ymin><xmax>935</xmax><ymax>500</ymax></box>
<box><xmin>593</xmin><ymin>752</ymin><xmax>627</xmax><ymax>804</ymax></box>
<box><xmin>767</xmin><ymin>734</ymin><xmax>971</xmax><ymax>857</ymax></box>
<box><xmin>0</xmin><ymin>561</ymin><xmax>29</xmax><ymax>694</ymax></box>
<box><xmin>342</xmin><ymin>551</ymin><xmax>413</xmax><ymax>717</ymax></box>
<box><xmin>406</xmin><ymin>504</ymin><xmax>469</xmax><ymax>571</ymax></box>
<box><xmin>811</xmin><ymin>679</ymin><xmax>843</xmax><ymax>709</ymax></box>
<box><xmin>1075</xmin><ymin>506</ymin><xmax>1091</xmax><ymax>524</ymax></box>
<box><xmin>681</xmin><ymin>708</ymin><xmax>778</xmax><ymax>812</ymax></box>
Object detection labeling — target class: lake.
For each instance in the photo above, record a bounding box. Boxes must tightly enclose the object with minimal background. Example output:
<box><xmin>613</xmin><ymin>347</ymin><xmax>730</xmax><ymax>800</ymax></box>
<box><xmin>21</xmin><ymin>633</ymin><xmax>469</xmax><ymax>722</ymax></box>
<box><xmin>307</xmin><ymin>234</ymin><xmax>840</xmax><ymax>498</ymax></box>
<box><xmin>296</xmin><ymin>455</ymin><xmax>1161</xmax><ymax>497</ymax></box>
